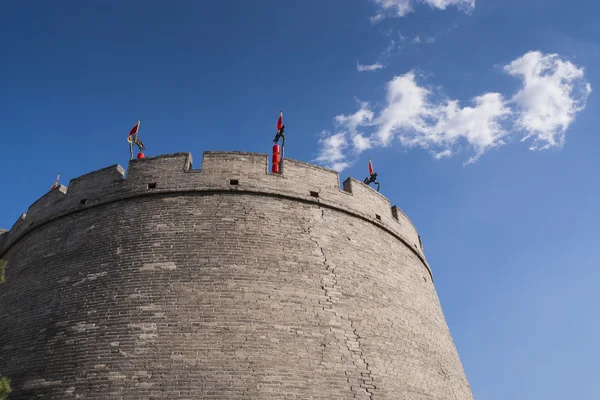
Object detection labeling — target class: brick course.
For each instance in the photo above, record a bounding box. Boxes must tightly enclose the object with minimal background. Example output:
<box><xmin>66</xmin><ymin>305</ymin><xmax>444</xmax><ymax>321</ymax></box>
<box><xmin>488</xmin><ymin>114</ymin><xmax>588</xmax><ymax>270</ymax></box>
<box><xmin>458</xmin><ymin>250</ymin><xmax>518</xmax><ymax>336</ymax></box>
<box><xmin>0</xmin><ymin>152</ymin><xmax>473</xmax><ymax>399</ymax></box>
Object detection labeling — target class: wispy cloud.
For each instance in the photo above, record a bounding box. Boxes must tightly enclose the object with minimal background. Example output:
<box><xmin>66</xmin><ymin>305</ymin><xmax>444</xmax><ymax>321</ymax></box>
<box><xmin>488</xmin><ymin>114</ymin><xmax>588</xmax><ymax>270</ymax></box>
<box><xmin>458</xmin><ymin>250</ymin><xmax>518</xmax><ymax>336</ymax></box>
<box><xmin>316</xmin><ymin>51</ymin><xmax>591</xmax><ymax>171</ymax></box>
<box><xmin>408</xmin><ymin>35</ymin><xmax>437</xmax><ymax>45</ymax></box>
<box><xmin>357</xmin><ymin>62</ymin><xmax>385</xmax><ymax>72</ymax></box>
<box><xmin>372</xmin><ymin>0</ymin><xmax>412</xmax><ymax>19</ymax></box>
<box><xmin>357</xmin><ymin>40</ymin><xmax>396</xmax><ymax>72</ymax></box>
<box><xmin>434</xmin><ymin>149</ymin><xmax>452</xmax><ymax>159</ymax></box>
<box><xmin>381</xmin><ymin>39</ymin><xmax>396</xmax><ymax>58</ymax></box>
<box><xmin>371</xmin><ymin>0</ymin><xmax>475</xmax><ymax>21</ymax></box>
<box><xmin>370</xmin><ymin>13</ymin><xmax>386</xmax><ymax>24</ymax></box>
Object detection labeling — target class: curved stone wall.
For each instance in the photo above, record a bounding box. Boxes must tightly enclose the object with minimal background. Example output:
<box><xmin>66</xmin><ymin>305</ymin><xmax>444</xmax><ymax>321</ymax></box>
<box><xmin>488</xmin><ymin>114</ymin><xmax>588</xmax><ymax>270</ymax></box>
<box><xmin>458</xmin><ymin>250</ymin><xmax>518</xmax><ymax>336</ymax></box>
<box><xmin>0</xmin><ymin>152</ymin><xmax>472</xmax><ymax>399</ymax></box>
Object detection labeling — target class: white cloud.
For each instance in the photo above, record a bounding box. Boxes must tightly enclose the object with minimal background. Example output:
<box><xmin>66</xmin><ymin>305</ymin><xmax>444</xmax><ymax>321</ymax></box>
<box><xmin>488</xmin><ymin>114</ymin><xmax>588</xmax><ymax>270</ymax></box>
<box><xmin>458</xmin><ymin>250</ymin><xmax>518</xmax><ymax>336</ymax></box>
<box><xmin>426</xmin><ymin>36</ymin><xmax>436</xmax><ymax>44</ymax></box>
<box><xmin>353</xmin><ymin>134</ymin><xmax>373</xmax><ymax>152</ymax></box>
<box><xmin>357</xmin><ymin>62</ymin><xmax>385</xmax><ymax>72</ymax></box>
<box><xmin>374</xmin><ymin>72</ymin><xmax>435</xmax><ymax>145</ymax></box>
<box><xmin>371</xmin><ymin>0</ymin><xmax>475</xmax><ymax>20</ymax></box>
<box><xmin>316</xmin><ymin>51</ymin><xmax>591</xmax><ymax>167</ymax></box>
<box><xmin>504</xmin><ymin>51</ymin><xmax>592</xmax><ymax>150</ymax></box>
<box><xmin>316</xmin><ymin>132</ymin><xmax>351</xmax><ymax>171</ymax></box>
<box><xmin>374</xmin><ymin>72</ymin><xmax>511</xmax><ymax>163</ymax></box>
<box><xmin>413</xmin><ymin>36</ymin><xmax>422</xmax><ymax>44</ymax></box>
<box><xmin>335</xmin><ymin>102</ymin><xmax>374</xmax><ymax>132</ymax></box>
<box><xmin>316</xmin><ymin>104</ymin><xmax>376</xmax><ymax>171</ymax></box>
<box><xmin>430</xmin><ymin>92</ymin><xmax>512</xmax><ymax>164</ymax></box>
<box><xmin>434</xmin><ymin>149</ymin><xmax>452</xmax><ymax>159</ymax></box>
<box><xmin>372</xmin><ymin>0</ymin><xmax>413</xmax><ymax>18</ymax></box>
<box><xmin>370</xmin><ymin>13</ymin><xmax>386</xmax><ymax>23</ymax></box>
<box><xmin>422</xmin><ymin>0</ymin><xmax>475</xmax><ymax>11</ymax></box>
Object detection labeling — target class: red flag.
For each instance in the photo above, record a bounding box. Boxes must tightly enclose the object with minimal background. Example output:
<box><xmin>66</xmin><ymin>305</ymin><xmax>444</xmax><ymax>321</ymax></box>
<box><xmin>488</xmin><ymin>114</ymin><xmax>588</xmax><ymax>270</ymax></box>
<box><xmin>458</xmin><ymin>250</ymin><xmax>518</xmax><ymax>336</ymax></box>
<box><xmin>50</xmin><ymin>174</ymin><xmax>60</xmax><ymax>191</ymax></box>
<box><xmin>128</xmin><ymin>120</ymin><xmax>140</xmax><ymax>143</ymax></box>
<box><xmin>276</xmin><ymin>111</ymin><xmax>283</xmax><ymax>133</ymax></box>
<box><xmin>368</xmin><ymin>159</ymin><xmax>374</xmax><ymax>175</ymax></box>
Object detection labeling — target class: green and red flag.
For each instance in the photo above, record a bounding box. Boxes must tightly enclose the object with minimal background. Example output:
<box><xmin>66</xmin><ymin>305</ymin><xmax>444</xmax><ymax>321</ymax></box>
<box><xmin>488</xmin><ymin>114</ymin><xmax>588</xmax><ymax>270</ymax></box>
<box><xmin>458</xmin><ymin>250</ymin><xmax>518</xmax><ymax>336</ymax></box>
<box><xmin>276</xmin><ymin>111</ymin><xmax>283</xmax><ymax>133</ymax></box>
<box><xmin>128</xmin><ymin>120</ymin><xmax>140</xmax><ymax>143</ymax></box>
<box><xmin>50</xmin><ymin>174</ymin><xmax>60</xmax><ymax>191</ymax></box>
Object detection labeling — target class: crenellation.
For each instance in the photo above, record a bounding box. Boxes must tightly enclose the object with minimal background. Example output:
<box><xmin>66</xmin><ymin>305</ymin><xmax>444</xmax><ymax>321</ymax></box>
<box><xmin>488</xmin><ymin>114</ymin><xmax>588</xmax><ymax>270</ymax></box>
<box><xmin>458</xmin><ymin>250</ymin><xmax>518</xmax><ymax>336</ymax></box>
<box><xmin>0</xmin><ymin>228</ymin><xmax>6</xmax><ymax>249</ymax></box>
<box><xmin>342</xmin><ymin>177</ymin><xmax>391</xmax><ymax>212</ymax></box>
<box><xmin>67</xmin><ymin>164</ymin><xmax>125</xmax><ymax>197</ymax></box>
<box><xmin>282</xmin><ymin>159</ymin><xmax>341</xmax><ymax>190</ymax></box>
<box><xmin>391</xmin><ymin>205</ymin><xmax>400</xmax><ymax>221</ymax></box>
<box><xmin>391</xmin><ymin>205</ymin><xmax>420</xmax><ymax>247</ymax></box>
<box><xmin>3</xmin><ymin>212</ymin><xmax>27</xmax><ymax>250</ymax></box>
<box><xmin>9</xmin><ymin>212</ymin><xmax>27</xmax><ymax>232</ymax></box>
<box><xmin>126</xmin><ymin>152</ymin><xmax>192</xmax><ymax>184</ymax></box>
<box><xmin>342</xmin><ymin>177</ymin><xmax>407</xmax><ymax>236</ymax></box>
<box><xmin>201</xmin><ymin>151</ymin><xmax>269</xmax><ymax>177</ymax></box>
<box><xmin>0</xmin><ymin>151</ymin><xmax>425</xmax><ymax>262</ymax></box>
<box><xmin>26</xmin><ymin>185</ymin><xmax>67</xmax><ymax>222</ymax></box>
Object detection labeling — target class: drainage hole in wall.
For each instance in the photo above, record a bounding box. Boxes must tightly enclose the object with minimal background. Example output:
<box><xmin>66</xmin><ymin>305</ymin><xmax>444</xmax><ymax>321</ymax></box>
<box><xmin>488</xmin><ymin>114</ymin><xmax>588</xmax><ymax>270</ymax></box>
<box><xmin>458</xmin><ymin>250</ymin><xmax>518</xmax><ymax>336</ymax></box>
<box><xmin>147</xmin><ymin>183</ymin><xmax>157</xmax><ymax>189</ymax></box>
<box><xmin>375</xmin><ymin>214</ymin><xmax>382</xmax><ymax>221</ymax></box>
<box><xmin>80</xmin><ymin>199</ymin><xmax>88</xmax><ymax>205</ymax></box>
<box><xmin>230</xmin><ymin>179</ymin><xmax>239</xmax><ymax>185</ymax></box>
<box><xmin>310</xmin><ymin>191</ymin><xmax>319</xmax><ymax>198</ymax></box>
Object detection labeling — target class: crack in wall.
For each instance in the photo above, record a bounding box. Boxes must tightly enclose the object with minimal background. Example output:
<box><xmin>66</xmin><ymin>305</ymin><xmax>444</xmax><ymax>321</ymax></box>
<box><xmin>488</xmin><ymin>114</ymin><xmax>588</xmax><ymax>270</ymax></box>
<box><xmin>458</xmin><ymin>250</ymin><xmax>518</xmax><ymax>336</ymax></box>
<box><xmin>349</xmin><ymin>320</ymin><xmax>375</xmax><ymax>398</ymax></box>
<box><xmin>307</xmin><ymin>208</ymin><xmax>375</xmax><ymax>400</ymax></box>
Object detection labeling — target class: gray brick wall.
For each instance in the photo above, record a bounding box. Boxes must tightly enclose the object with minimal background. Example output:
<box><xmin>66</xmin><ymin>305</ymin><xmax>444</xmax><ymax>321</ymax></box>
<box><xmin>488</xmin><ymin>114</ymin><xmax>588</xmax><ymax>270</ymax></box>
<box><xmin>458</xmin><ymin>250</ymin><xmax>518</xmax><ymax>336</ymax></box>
<box><xmin>0</xmin><ymin>152</ymin><xmax>473</xmax><ymax>399</ymax></box>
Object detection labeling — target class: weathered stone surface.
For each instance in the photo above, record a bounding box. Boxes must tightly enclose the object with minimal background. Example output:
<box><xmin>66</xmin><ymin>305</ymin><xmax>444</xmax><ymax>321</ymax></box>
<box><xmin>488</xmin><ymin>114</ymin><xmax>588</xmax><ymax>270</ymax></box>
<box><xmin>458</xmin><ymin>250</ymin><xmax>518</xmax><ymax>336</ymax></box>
<box><xmin>0</xmin><ymin>151</ymin><xmax>473</xmax><ymax>399</ymax></box>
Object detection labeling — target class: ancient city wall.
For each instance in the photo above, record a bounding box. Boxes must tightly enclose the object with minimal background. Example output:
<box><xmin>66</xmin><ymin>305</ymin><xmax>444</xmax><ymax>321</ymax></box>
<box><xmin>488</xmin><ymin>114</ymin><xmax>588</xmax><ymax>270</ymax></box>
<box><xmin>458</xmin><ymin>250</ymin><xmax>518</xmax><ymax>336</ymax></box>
<box><xmin>0</xmin><ymin>152</ymin><xmax>473</xmax><ymax>399</ymax></box>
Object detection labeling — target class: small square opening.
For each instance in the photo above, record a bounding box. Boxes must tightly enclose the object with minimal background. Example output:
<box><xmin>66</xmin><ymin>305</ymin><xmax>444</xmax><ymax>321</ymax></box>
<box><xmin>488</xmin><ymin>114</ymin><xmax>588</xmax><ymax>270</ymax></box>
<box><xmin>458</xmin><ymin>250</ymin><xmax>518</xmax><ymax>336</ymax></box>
<box><xmin>375</xmin><ymin>214</ymin><xmax>382</xmax><ymax>221</ymax></box>
<box><xmin>147</xmin><ymin>183</ymin><xmax>157</xmax><ymax>189</ymax></box>
<box><xmin>310</xmin><ymin>191</ymin><xmax>319</xmax><ymax>198</ymax></box>
<box><xmin>230</xmin><ymin>179</ymin><xmax>239</xmax><ymax>185</ymax></box>
<box><xmin>80</xmin><ymin>199</ymin><xmax>88</xmax><ymax>205</ymax></box>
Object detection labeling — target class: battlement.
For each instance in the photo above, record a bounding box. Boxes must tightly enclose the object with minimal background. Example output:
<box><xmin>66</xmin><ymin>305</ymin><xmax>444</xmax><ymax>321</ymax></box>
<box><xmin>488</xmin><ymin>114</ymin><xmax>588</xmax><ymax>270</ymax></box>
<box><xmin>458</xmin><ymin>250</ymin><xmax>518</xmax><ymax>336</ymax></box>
<box><xmin>0</xmin><ymin>151</ymin><xmax>427</xmax><ymax>273</ymax></box>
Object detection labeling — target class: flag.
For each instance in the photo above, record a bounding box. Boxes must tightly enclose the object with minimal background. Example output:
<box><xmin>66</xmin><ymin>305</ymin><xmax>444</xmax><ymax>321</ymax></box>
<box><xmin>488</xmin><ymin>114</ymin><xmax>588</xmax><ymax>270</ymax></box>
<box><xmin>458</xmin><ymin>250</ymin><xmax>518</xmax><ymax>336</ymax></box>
<box><xmin>50</xmin><ymin>174</ymin><xmax>60</xmax><ymax>191</ymax></box>
<box><xmin>128</xmin><ymin>120</ymin><xmax>140</xmax><ymax>143</ymax></box>
<box><xmin>276</xmin><ymin>111</ymin><xmax>283</xmax><ymax>133</ymax></box>
<box><xmin>368</xmin><ymin>158</ymin><xmax>374</xmax><ymax>175</ymax></box>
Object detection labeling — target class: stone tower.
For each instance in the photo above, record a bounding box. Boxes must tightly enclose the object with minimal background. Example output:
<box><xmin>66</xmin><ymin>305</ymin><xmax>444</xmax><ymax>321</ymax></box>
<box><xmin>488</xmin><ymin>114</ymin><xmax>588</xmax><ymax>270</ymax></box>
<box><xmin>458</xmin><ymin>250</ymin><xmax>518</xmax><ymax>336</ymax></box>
<box><xmin>0</xmin><ymin>151</ymin><xmax>473</xmax><ymax>399</ymax></box>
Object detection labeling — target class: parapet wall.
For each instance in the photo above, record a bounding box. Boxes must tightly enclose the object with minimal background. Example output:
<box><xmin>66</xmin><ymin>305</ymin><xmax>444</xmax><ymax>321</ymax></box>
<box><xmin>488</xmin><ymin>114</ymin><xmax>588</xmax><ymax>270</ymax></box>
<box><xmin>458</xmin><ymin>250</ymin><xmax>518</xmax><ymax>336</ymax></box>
<box><xmin>0</xmin><ymin>151</ymin><xmax>428</xmax><ymax>276</ymax></box>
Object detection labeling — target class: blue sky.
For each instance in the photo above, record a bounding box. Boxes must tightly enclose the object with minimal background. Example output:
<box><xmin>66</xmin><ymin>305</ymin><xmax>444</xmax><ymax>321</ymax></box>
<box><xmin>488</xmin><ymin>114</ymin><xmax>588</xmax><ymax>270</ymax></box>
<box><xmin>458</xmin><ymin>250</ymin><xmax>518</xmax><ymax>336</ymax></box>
<box><xmin>1</xmin><ymin>0</ymin><xmax>599</xmax><ymax>398</ymax></box>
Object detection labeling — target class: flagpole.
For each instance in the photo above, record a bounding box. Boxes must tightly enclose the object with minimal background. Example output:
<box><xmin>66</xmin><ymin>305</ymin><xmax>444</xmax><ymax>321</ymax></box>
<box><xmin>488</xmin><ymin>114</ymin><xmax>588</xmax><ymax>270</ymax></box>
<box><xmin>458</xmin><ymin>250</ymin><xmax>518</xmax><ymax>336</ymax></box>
<box><xmin>281</xmin><ymin>135</ymin><xmax>285</xmax><ymax>174</ymax></box>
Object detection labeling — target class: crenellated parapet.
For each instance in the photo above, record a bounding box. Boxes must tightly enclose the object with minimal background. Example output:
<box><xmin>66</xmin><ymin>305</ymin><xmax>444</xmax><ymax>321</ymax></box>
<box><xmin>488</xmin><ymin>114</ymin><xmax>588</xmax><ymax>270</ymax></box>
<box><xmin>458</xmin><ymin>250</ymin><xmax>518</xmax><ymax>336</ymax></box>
<box><xmin>0</xmin><ymin>151</ymin><xmax>428</xmax><ymax>275</ymax></box>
